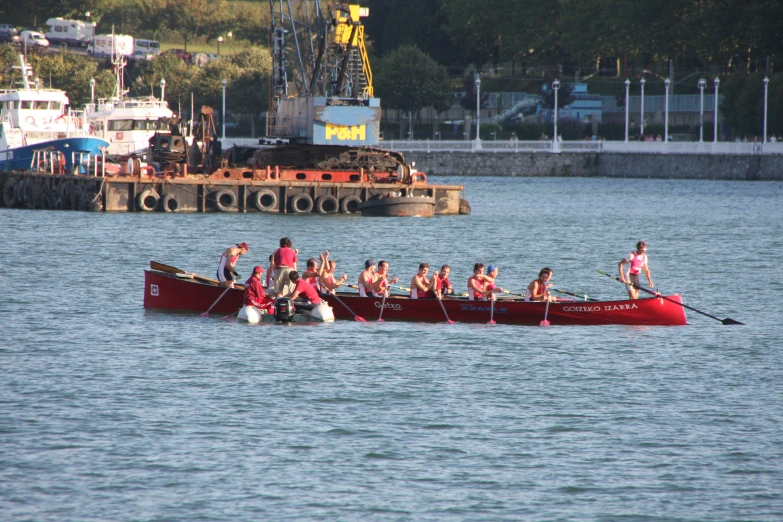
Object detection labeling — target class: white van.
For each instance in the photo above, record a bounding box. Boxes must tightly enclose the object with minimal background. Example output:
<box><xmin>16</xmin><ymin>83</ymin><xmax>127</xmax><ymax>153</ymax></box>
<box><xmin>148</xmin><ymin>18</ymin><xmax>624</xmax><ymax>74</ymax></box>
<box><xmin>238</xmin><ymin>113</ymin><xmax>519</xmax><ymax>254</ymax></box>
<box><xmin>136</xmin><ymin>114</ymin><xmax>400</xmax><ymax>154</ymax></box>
<box><xmin>45</xmin><ymin>18</ymin><xmax>93</xmax><ymax>46</ymax></box>
<box><xmin>20</xmin><ymin>31</ymin><xmax>50</xmax><ymax>48</ymax></box>
<box><xmin>133</xmin><ymin>39</ymin><xmax>161</xmax><ymax>60</ymax></box>
<box><xmin>87</xmin><ymin>34</ymin><xmax>133</xmax><ymax>58</ymax></box>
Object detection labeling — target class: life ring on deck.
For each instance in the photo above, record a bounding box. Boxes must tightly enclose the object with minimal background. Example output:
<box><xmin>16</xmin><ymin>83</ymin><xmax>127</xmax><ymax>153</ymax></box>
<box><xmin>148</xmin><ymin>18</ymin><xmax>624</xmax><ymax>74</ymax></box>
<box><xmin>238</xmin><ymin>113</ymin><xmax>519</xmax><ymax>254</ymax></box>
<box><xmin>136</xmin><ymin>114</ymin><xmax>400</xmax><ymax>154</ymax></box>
<box><xmin>316</xmin><ymin>194</ymin><xmax>339</xmax><ymax>214</ymax></box>
<box><xmin>2</xmin><ymin>178</ymin><xmax>17</xmax><ymax>207</ymax></box>
<box><xmin>137</xmin><ymin>189</ymin><xmax>159</xmax><ymax>211</ymax></box>
<box><xmin>162</xmin><ymin>193</ymin><xmax>179</xmax><ymax>212</ymax></box>
<box><xmin>116</xmin><ymin>132</ymin><xmax>124</xmax><ymax>140</ymax></box>
<box><xmin>340</xmin><ymin>195</ymin><xmax>362</xmax><ymax>214</ymax></box>
<box><xmin>141</xmin><ymin>165</ymin><xmax>156</xmax><ymax>177</ymax></box>
<box><xmin>412</xmin><ymin>172</ymin><xmax>427</xmax><ymax>183</ymax></box>
<box><xmin>214</xmin><ymin>189</ymin><xmax>236</xmax><ymax>212</ymax></box>
<box><xmin>56</xmin><ymin>115</ymin><xmax>66</xmax><ymax>124</ymax></box>
<box><xmin>25</xmin><ymin>116</ymin><xmax>35</xmax><ymax>125</ymax></box>
<box><xmin>253</xmin><ymin>189</ymin><xmax>277</xmax><ymax>212</ymax></box>
<box><xmin>289</xmin><ymin>193</ymin><xmax>314</xmax><ymax>214</ymax></box>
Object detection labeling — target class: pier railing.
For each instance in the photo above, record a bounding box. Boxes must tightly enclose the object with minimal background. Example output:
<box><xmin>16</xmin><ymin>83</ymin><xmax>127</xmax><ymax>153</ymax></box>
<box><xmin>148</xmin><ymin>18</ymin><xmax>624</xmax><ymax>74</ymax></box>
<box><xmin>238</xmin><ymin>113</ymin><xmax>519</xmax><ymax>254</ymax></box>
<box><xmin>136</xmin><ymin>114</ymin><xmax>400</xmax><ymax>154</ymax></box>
<box><xmin>219</xmin><ymin>138</ymin><xmax>783</xmax><ymax>155</ymax></box>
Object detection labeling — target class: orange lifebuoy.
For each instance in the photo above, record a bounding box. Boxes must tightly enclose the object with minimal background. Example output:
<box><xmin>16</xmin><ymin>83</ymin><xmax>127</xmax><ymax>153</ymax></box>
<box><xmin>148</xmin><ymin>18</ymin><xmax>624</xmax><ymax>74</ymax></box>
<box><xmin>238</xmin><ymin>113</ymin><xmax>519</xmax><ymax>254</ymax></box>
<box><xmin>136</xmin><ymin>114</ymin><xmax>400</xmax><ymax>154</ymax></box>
<box><xmin>56</xmin><ymin>116</ymin><xmax>66</xmax><ymax>123</ymax></box>
<box><xmin>141</xmin><ymin>165</ymin><xmax>156</xmax><ymax>177</ymax></box>
<box><xmin>116</xmin><ymin>132</ymin><xmax>124</xmax><ymax>140</ymax></box>
<box><xmin>413</xmin><ymin>172</ymin><xmax>427</xmax><ymax>183</ymax></box>
<box><xmin>26</xmin><ymin>116</ymin><xmax>35</xmax><ymax>124</ymax></box>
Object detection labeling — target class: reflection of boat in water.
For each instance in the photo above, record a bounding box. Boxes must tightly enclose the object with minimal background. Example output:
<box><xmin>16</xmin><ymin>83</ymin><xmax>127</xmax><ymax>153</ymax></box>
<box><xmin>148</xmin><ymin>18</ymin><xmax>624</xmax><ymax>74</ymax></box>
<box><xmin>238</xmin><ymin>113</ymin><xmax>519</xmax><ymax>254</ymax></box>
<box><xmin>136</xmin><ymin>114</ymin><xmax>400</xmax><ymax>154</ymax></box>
<box><xmin>84</xmin><ymin>52</ymin><xmax>182</xmax><ymax>158</ymax></box>
<box><xmin>0</xmin><ymin>55</ymin><xmax>108</xmax><ymax>171</ymax></box>
<box><xmin>144</xmin><ymin>262</ymin><xmax>687</xmax><ymax>326</ymax></box>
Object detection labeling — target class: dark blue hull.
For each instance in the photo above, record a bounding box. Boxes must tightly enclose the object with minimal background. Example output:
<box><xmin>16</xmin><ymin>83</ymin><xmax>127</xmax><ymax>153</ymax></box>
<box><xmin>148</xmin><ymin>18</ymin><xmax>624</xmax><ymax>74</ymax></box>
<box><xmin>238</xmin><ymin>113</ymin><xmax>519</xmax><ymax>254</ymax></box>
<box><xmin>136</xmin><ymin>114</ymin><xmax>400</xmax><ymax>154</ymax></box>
<box><xmin>1</xmin><ymin>137</ymin><xmax>109</xmax><ymax>171</ymax></box>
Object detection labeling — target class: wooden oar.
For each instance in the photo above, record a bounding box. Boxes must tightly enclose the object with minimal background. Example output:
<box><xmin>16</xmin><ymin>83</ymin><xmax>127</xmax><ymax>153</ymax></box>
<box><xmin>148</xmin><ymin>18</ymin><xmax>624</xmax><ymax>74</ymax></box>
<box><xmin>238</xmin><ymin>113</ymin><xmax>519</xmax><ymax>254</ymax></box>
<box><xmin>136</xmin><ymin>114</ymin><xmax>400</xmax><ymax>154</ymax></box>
<box><xmin>436</xmin><ymin>295</ymin><xmax>455</xmax><ymax>324</ymax></box>
<box><xmin>377</xmin><ymin>287</ymin><xmax>389</xmax><ymax>323</ymax></box>
<box><xmin>488</xmin><ymin>296</ymin><xmax>496</xmax><ymax>325</ymax></box>
<box><xmin>332</xmin><ymin>293</ymin><xmax>366</xmax><ymax>322</ymax></box>
<box><xmin>540</xmin><ymin>297</ymin><xmax>551</xmax><ymax>326</ymax></box>
<box><xmin>553</xmin><ymin>288</ymin><xmax>599</xmax><ymax>301</ymax></box>
<box><xmin>150</xmin><ymin>261</ymin><xmax>244</xmax><ymax>288</ymax></box>
<box><xmin>200</xmin><ymin>286</ymin><xmax>233</xmax><ymax>318</ymax></box>
<box><xmin>596</xmin><ymin>270</ymin><xmax>744</xmax><ymax>325</ymax></box>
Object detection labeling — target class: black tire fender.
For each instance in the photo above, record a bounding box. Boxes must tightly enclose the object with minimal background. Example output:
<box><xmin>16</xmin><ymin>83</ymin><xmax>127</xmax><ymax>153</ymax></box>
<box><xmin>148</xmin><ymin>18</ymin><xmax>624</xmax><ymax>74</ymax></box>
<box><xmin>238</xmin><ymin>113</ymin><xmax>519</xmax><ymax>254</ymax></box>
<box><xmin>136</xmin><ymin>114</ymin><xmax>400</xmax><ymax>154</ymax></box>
<box><xmin>341</xmin><ymin>195</ymin><xmax>362</xmax><ymax>214</ymax></box>
<box><xmin>289</xmin><ymin>193</ymin><xmax>314</xmax><ymax>214</ymax></box>
<box><xmin>138</xmin><ymin>189</ymin><xmax>159</xmax><ymax>211</ymax></box>
<box><xmin>253</xmin><ymin>189</ymin><xmax>277</xmax><ymax>212</ymax></box>
<box><xmin>162</xmin><ymin>193</ymin><xmax>179</xmax><ymax>212</ymax></box>
<box><xmin>316</xmin><ymin>194</ymin><xmax>339</xmax><ymax>214</ymax></box>
<box><xmin>2</xmin><ymin>178</ymin><xmax>17</xmax><ymax>207</ymax></box>
<box><xmin>214</xmin><ymin>189</ymin><xmax>236</xmax><ymax>212</ymax></box>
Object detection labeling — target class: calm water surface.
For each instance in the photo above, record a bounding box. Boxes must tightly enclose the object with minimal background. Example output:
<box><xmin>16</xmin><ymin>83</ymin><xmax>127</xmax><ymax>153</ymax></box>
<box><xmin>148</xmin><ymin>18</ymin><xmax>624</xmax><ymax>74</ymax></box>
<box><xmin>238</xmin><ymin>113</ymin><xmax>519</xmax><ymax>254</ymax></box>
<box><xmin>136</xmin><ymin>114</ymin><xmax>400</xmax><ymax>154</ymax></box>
<box><xmin>1</xmin><ymin>177</ymin><xmax>782</xmax><ymax>521</ymax></box>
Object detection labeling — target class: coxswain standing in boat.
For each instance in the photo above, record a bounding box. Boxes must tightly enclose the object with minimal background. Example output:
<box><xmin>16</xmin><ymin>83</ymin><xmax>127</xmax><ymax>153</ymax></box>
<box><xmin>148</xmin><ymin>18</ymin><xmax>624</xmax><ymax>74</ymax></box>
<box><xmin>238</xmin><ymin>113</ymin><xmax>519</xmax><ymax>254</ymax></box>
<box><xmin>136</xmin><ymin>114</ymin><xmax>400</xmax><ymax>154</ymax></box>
<box><xmin>427</xmin><ymin>265</ymin><xmax>453</xmax><ymax>298</ymax></box>
<box><xmin>525</xmin><ymin>268</ymin><xmax>556</xmax><ymax>302</ymax></box>
<box><xmin>468</xmin><ymin>263</ymin><xmax>496</xmax><ymax>300</ymax></box>
<box><xmin>374</xmin><ymin>260</ymin><xmax>399</xmax><ymax>297</ymax></box>
<box><xmin>272</xmin><ymin>237</ymin><xmax>298</xmax><ymax>297</ymax></box>
<box><xmin>410</xmin><ymin>263</ymin><xmax>437</xmax><ymax>299</ymax></box>
<box><xmin>216</xmin><ymin>242</ymin><xmax>249</xmax><ymax>288</ymax></box>
<box><xmin>618</xmin><ymin>241</ymin><xmax>653</xmax><ymax>299</ymax></box>
<box><xmin>244</xmin><ymin>266</ymin><xmax>274</xmax><ymax>312</ymax></box>
<box><xmin>288</xmin><ymin>271</ymin><xmax>321</xmax><ymax>309</ymax></box>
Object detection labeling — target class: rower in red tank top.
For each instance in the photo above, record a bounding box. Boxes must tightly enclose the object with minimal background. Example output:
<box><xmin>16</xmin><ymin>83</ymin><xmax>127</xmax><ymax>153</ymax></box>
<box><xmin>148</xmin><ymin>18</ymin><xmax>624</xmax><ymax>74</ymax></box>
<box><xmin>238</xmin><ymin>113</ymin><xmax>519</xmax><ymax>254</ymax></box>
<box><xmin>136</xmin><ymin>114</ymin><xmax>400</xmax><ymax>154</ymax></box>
<box><xmin>467</xmin><ymin>263</ymin><xmax>494</xmax><ymax>301</ymax></box>
<box><xmin>410</xmin><ymin>263</ymin><xmax>433</xmax><ymax>299</ymax></box>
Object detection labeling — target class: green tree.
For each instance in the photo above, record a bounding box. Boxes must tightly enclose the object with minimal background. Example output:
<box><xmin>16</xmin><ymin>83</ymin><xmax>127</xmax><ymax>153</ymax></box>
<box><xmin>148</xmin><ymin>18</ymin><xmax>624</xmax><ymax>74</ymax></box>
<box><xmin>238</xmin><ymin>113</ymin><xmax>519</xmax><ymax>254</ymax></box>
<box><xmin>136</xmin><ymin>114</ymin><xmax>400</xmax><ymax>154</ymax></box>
<box><xmin>375</xmin><ymin>45</ymin><xmax>450</xmax><ymax>137</ymax></box>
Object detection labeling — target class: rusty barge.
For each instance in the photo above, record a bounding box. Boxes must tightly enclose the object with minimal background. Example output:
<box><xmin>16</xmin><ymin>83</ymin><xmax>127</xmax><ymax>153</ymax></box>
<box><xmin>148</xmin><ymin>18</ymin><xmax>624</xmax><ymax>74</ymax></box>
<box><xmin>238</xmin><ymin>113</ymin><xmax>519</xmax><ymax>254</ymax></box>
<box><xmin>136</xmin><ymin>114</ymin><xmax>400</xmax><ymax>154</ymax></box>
<box><xmin>0</xmin><ymin>138</ymin><xmax>469</xmax><ymax>215</ymax></box>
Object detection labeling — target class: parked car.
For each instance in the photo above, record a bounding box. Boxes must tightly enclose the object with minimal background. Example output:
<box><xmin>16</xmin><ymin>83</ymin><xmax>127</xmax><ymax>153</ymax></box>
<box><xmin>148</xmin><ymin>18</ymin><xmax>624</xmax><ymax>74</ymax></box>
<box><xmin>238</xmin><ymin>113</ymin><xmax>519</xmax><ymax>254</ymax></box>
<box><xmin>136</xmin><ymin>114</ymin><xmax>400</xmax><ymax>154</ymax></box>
<box><xmin>19</xmin><ymin>30</ymin><xmax>49</xmax><ymax>48</ymax></box>
<box><xmin>164</xmin><ymin>48</ymin><xmax>192</xmax><ymax>63</ymax></box>
<box><xmin>0</xmin><ymin>24</ymin><xmax>20</xmax><ymax>43</ymax></box>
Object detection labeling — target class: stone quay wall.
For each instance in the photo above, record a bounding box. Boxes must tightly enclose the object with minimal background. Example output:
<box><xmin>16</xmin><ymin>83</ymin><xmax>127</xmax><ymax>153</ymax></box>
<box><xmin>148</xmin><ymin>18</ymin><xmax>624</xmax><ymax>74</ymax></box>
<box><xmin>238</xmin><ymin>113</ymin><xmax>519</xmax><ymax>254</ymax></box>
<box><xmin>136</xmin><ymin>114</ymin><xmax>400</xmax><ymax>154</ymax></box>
<box><xmin>405</xmin><ymin>152</ymin><xmax>783</xmax><ymax>181</ymax></box>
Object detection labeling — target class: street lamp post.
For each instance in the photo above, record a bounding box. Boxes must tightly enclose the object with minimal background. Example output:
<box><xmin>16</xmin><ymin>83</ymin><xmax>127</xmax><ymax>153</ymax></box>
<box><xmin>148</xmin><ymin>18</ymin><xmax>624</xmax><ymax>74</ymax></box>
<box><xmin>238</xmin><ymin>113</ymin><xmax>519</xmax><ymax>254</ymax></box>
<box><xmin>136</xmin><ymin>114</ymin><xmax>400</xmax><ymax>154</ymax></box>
<box><xmin>664</xmin><ymin>78</ymin><xmax>670</xmax><ymax>142</ymax></box>
<box><xmin>698</xmin><ymin>78</ymin><xmax>706</xmax><ymax>142</ymax></box>
<box><xmin>714</xmin><ymin>78</ymin><xmax>720</xmax><ymax>143</ymax></box>
<box><xmin>221</xmin><ymin>79</ymin><xmax>227</xmax><ymax>140</ymax></box>
<box><xmin>624</xmin><ymin>78</ymin><xmax>630</xmax><ymax>142</ymax></box>
<box><xmin>640</xmin><ymin>78</ymin><xmax>645</xmax><ymax>137</ymax></box>
<box><xmin>474</xmin><ymin>72</ymin><xmax>481</xmax><ymax>148</ymax></box>
<box><xmin>552</xmin><ymin>79</ymin><xmax>560</xmax><ymax>152</ymax></box>
<box><xmin>217</xmin><ymin>36</ymin><xmax>224</xmax><ymax>56</ymax></box>
<box><xmin>763</xmin><ymin>76</ymin><xmax>770</xmax><ymax>144</ymax></box>
<box><xmin>159</xmin><ymin>78</ymin><xmax>166</xmax><ymax>102</ymax></box>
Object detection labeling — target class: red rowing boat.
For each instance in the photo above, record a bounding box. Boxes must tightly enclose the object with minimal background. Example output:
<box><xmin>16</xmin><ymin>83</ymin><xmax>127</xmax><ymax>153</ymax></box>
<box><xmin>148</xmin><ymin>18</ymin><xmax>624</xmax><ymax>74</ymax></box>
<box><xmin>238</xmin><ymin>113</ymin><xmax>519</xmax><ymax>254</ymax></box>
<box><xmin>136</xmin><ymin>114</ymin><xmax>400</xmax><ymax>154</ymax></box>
<box><xmin>144</xmin><ymin>263</ymin><xmax>687</xmax><ymax>325</ymax></box>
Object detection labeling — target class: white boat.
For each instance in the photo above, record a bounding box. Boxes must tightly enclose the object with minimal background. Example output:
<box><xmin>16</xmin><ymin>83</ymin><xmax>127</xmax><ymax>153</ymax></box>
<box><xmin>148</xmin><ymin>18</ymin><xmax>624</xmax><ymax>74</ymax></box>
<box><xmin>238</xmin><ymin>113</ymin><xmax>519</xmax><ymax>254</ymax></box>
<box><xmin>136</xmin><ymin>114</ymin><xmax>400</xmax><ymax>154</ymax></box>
<box><xmin>0</xmin><ymin>55</ymin><xmax>108</xmax><ymax>171</ymax></box>
<box><xmin>84</xmin><ymin>52</ymin><xmax>181</xmax><ymax>158</ymax></box>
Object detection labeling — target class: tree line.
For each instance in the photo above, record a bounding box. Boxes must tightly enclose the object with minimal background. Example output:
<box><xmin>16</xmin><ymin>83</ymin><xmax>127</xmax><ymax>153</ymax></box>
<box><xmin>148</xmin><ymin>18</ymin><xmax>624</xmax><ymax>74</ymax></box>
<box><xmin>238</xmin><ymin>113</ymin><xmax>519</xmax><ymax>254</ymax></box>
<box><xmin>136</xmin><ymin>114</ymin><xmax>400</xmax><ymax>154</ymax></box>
<box><xmin>1</xmin><ymin>0</ymin><xmax>781</xmax><ymax>137</ymax></box>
